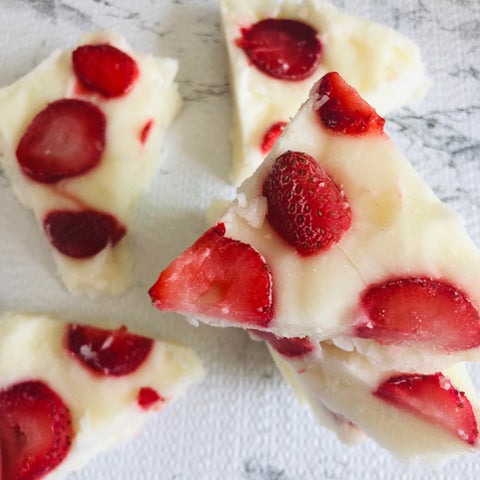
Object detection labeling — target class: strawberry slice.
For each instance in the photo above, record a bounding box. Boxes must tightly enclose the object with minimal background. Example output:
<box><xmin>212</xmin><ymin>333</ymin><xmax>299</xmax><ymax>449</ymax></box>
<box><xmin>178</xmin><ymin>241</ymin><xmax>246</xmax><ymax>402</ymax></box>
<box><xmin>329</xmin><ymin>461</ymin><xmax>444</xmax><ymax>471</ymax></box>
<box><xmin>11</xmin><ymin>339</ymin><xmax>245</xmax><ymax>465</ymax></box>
<box><xmin>261</xmin><ymin>121</ymin><xmax>288</xmax><ymax>155</ymax></box>
<box><xmin>137</xmin><ymin>387</ymin><xmax>165</xmax><ymax>410</ymax></box>
<box><xmin>235</xmin><ymin>19</ymin><xmax>322</xmax><ymax>81</ymax></box>
<box><xmin>249</xmin><ymin>330</ymin><xmax>315</xmax><ymax>358</ymax></box>
<box><xmin>66</xmin><ymin>324</ymin><xmax>154</xmax><ymax>376</ymax></box>
<box><xmin>0</xmin><ymin>380</ymin><xmax>74</xmax><ymax>479</ymax></box>
<box><xmin>16</xmin><ymin>99</ymin><xmax>106</xmax><ymax>183</ymax></box>
<box><xmin>263</xmin><ymin>150</ymin><xmax>352</xmax><ymax>256</ymax></box>
<box><xmin>149</xmin><ymin>223</ymin><xmax>274</xmax><ymax>327</ymax></box>
<box><xmin>375</xmin><ymin>373</ymin><xmax>479</xmax><ymax>444</ymax></box>
<box><xmin>72</xmin><ymin>43</ymin><xmax>139</xmax><ymax>98</ymax></box>
<box><xmin>356</xmin><ymin>277</ymin><xmax>480</xmax><ymax>352</ymax></box>
<box><xmin>314</xmin><ymin>72</ymin><xmax>385</xmax><ymax>135</ymax></box>
<box><xmin>43</xmin><ymin>209</ymin><xmax>127</xmax><ymax>259</ymax></box>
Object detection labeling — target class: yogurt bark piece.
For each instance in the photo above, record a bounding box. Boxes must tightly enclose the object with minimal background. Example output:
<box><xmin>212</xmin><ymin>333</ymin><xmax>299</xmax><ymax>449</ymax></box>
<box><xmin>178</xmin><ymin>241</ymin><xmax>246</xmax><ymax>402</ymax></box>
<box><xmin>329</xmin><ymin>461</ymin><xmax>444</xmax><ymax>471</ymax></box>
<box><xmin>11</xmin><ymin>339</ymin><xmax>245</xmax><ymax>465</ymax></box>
<box><xmin>265</xmin><ymin>337</ymin><xmax>479</xmax><ymax>464</ymax></box>
<box><xmin>150</xmin><ymin>72</ymin><xmax>480</xmax><ymax>373</ymax></box>
<box><xmin>0</xmin><ymin>312</ymin><xmax>204</xmax><ymax>479</ymax></box>
<box><xmin>0</xmin><ymin>31</ymin><xmax>182</xmax><ymax>296</ymax></box>
<box><xmin>220</xmin><ymin>0</ymin><xmax>430</xmax><ymax>184</ymax></box>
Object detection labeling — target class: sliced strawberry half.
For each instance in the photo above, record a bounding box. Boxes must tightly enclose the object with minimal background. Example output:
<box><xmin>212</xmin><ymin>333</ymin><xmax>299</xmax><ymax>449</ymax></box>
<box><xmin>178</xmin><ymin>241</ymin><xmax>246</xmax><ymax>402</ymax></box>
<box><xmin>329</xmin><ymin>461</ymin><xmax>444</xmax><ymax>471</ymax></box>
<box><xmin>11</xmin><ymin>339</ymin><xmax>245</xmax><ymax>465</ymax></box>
<box><xmin>261</xmin><ymin>121</ymin><xmax>288</xmax><ymax>155</ymax></box>
<box><xmin>375</xmin><ymin>373</ymin><xmax>479</xmax><ymax>444</ymax></box>
<box><xmin>249</xmin><ymin>330</ymin><xmax>315</xmax><ymax>358</ymax></box>
<box><xmin>314</xmin><ymin>72</ymin><xmax>385</xmax><ymax>135</ymax></box>
<box><xmin>72</xmin><ymin>43</ymin><xmax>139</xmax><ymax>98</ymax></box>
<box><xmin>149</xmin><ymin>223</ymin><xmax>274</xmax><ymax>327</ymax></box>
<box><xmin>263</xmin><ymin>150</ymin><xmax>352</xmax><ymax>256</ymax></box>
<box><xmin>356</xmin><ymin>277</ymin><xmax>480</xmax><ymax>352</ymax></box>
<box><xmin>236</xmin><ymin>18</ymin><xmax>322</xmax><ymax>81</ymax></box>
<box><xmin>16</xmin><ymin>99</ymin><xmax>106</xmax><ymax>184</ymax></box>
<box><xmin>43</xmin><ymin>209</ymin><xmax>127</xmax><ymax>259</ymax></box>
<box><xmin>0</xmin><ymin>380</ymin><xmax>74</xmax><ymax>479</ymax></box>
<box><xmin>66</xmin><ymin>324</ymin><xmax>153</xmax><ymax>376</ymax></box>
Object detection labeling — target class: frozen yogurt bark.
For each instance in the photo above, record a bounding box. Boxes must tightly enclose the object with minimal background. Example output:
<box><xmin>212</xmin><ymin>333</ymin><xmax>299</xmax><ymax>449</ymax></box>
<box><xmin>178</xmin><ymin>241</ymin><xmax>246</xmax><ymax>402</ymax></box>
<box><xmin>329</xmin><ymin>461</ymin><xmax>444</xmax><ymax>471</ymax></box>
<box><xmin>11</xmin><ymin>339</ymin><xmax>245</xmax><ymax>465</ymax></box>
<box><xmin>264</xmin><ymin>336</ymin><xmax>479</xmax><ymax>464</ymax></box>
<box><xmin>0</xmin><ymin>312</ymin><xmax>204</xmax><ymax>479</ymax></box>
<box><xmin>0</xmin><ymin>31</ymin><xmax>182</xmax><ymax>296</ymax></box>
<box><xmin>220</xmin><ymin>0</ymin><xmax>430</xmax><ymax>184</ymax></box>
<box><xmin>149</xmin><ymin>72</ymin><xmax>480</xmax><ymax>374</ymax></box>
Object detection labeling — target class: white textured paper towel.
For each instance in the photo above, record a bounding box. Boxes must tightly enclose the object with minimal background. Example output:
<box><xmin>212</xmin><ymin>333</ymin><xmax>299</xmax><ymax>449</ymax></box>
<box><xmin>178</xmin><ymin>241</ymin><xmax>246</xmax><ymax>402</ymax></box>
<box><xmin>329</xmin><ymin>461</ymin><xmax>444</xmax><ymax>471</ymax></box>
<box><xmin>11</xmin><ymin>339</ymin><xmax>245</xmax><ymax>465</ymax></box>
<box><xmin>0</xmin><ymin>1</ymin><xmax>479</xmax><ymax>479</ymax></box>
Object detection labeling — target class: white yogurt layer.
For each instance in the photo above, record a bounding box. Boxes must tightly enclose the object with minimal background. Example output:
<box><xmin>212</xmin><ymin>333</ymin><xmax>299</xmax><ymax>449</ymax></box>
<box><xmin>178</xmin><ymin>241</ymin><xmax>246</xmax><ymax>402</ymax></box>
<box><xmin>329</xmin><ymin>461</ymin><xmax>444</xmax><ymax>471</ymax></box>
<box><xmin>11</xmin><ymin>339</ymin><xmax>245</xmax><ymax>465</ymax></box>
<box><xmin>0</xmin><ymin>31</ymin><xmax>182</xmax><ymax>296</ymax></box>
<box><xmin>220</xmin><ymin>0</ymin><xmax>430</xmax><ymax>184</ymax></box>
<box><xmin>0</xmin><ymin>312</ymin><xmax>204</xmax><ymax>479</ymax></box>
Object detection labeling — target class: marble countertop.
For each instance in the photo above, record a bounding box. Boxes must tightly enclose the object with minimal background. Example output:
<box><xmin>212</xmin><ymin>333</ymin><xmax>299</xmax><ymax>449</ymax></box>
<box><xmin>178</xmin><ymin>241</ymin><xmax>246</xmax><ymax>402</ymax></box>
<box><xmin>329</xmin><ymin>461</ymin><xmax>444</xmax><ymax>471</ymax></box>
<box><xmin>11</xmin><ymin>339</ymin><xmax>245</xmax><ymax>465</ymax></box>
<box><xmin>0</xmin><ymin>1</ymin><xmax>479</xmax><ymax>479</ymax></box>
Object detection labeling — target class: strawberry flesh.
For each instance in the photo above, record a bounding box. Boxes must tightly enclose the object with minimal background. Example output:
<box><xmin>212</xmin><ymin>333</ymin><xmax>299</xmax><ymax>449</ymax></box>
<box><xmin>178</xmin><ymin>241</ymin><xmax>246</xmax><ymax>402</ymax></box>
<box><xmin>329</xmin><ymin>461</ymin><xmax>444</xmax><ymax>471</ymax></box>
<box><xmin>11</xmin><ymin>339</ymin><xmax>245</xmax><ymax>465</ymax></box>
<box><xmin>16</xmin><ymin>99</ymin><xmax>106</xmax><ymax>184</ymax></box>
<box><xmin>0</xmin><ymin>380</ymin><xmax>74</xmax><ymax>479</ymax></box>
<box><xmin>137</xmin><ymin>387</ymin><xmax>165</xmax><ymax>410</ymax></box>
<box><xmin>236</xmin><ymin>19</ymin><xmax>322</xmax><ymax>81</ymax></box>
<box><xmin>263</xmin><ymin>150</ymin><xmax>351</xmax><ymax>256</ymax></box>
<box><xmin>315</xmin><ymin>72</ymin><xmax>385</xmax><ymax>135</ymax></box>
<box><xmin>149</xmin><ymin>223</ymin><xmax>274</xmax><ymax>327</ymax></box>
<box><xmin>67</xmin><ymin>324</ymin><xmax>153</xmax><ymax>376</ymax></box>
<box><xmin>375</xmin><ymin>373</ymin><xmax>479</xmax><ymax>444</ymax></box>
<box><xmin>356</xmin><ymin>277</ymin><xmax>480</xmax><ymax>352</ymax></box>
<box><xmin>249</xmin><ymin>330</ymin><xmax>315</xmax><ymax>358</ymax></box>
<box><xmin>72</xmin><ymin>43</ymin><xmax>139</xmax><ymax>98</ymax></box>
<box><xmin>261</xmin><ymin>121</ymin><xmax>288</xmax><ymax>155</ymax></box>
<box><xmin>43</xmin><ymin>209</ymin><xmax>126</xmax><ymax>258</ymax></box>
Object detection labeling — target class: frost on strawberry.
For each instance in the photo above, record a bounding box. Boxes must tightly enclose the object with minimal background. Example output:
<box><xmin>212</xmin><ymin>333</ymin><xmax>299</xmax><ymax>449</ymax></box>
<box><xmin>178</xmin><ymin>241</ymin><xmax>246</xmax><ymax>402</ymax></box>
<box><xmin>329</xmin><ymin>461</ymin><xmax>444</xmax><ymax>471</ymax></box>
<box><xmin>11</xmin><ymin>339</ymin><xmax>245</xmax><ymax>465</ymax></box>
<box><xmin>236</xmin><ymin>18</ymin><xmax>322</xmax><ymax>81</ymax></box>
<box><xmin>0</xmin><ymin>380</ymin><xmax>74</xmax><ymax>479</ymax></box>
<box><xmin>72</xmin><ymin>43</ymin><xmax>139</xmax><ymax>98</ymax></box>
<box><xmin>263</xmin><ymin>150</ymin><xmax>352</xmax><ymax>256</ymax></box>
<box><xmin>375</xmin><ymin>373</ymin><xmax>479</xmax><ymax>445</ymax></box>
<box><xmin>67</xmin><ymin>324</ymin><xmax>153</xmax><ymax>376</ymax></box>
<box><xmin>16</xmin><ymin>99</ymin><xmax>106</xmax><ymax>183</ymax></box>
<box><xmin>356</xmin><ymin>277</ymin><xmax>480</xmax><ymax>352</ymax></box>
<box><xmin>314</xmin><ymin>72</ymin><xmax>385</xmax><ymax>135</ymax></box>
<box><xmin>149</xmin><ymin>223</ymin><xmax>274</xmax><ymax>327</ymax></box>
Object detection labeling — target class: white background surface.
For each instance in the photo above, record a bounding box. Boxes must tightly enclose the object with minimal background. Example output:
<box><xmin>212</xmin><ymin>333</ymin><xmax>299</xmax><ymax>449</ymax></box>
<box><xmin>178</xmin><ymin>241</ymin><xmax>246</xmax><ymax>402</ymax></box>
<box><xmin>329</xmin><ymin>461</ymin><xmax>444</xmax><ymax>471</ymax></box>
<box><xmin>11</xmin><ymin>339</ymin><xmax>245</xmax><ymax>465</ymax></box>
<box><xmin>0</xmin><ymin>0</ymin><xmax>480</xmax><ymax>479</ymax></box>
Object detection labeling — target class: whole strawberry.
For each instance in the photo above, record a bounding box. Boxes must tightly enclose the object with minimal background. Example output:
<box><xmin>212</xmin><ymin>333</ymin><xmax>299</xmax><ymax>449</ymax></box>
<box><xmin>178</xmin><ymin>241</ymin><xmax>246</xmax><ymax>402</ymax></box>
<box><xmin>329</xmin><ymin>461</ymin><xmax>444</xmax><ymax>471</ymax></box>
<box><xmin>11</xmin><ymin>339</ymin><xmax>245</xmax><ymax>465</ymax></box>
<box><xmin>263</xmin><ymin>150</ymin><xmax>351</xmax><ymax>256</ymax></box>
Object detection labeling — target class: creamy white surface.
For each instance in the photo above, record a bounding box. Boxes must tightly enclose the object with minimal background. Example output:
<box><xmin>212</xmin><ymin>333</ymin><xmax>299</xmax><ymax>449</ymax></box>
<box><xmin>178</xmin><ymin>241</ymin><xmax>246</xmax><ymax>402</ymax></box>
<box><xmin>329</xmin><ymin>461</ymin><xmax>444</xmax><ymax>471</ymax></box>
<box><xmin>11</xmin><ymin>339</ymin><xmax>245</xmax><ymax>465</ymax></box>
<box><xmin>0</xmin><ymin>30</ymin><xmax>182</xmax><ymax>296</ymax></box>
<box><xmin>220</xmin><ymin>0</ymin><xmax>430</xmax><ymax>184</ymax></box>
<box><xmin>0</xmin><ymin>312</ymin><xmax>204</xmax><ymax>480</ymax></box>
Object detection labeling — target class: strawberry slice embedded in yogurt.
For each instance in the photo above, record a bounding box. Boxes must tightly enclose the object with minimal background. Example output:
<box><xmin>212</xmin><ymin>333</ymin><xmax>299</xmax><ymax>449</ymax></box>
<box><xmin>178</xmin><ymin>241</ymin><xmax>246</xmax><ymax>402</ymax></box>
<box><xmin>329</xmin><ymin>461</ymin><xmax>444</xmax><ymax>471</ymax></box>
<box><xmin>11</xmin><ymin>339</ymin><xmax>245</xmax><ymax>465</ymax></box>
<box><xmin>0</xmin><ymin>380</ymin><xmax>74</xmax><ymax>480</ymax></box>
<box><xmin>72</xmin><ymin>43</ymin><xmax>139</xmax><ymax>98</ymax></box>
<box><xmin>43</xmin><ymin>209</ymin><xmax>126</xmax><ymax>259</ymax></box>
<box><xmin>236</xmin><ymin>18</ymin><xmax>322</xmax><ymax>81</ymax></box>
<box><xmin>314</xmin><ymin>72</ymin><xmax>385</xmax><ymax>135</ymax></box>
<box><xmin>16</xmin><ymin>99</ymin><xmax>106</xmax><ymax>184</ymax></box>
<box><xmin>375</xmin><ymin>372</ymin><xmax>479</xmax><ymax>445</ymax></box>
<box><xmin>149</xmin><ymin>223</ymin><xmax>274</xmax><ymax>327</ymax></box>
<box><xmin>66</xmin><ymin>324</ymin><xmax>154</xmax><ymax>376</ymax></box>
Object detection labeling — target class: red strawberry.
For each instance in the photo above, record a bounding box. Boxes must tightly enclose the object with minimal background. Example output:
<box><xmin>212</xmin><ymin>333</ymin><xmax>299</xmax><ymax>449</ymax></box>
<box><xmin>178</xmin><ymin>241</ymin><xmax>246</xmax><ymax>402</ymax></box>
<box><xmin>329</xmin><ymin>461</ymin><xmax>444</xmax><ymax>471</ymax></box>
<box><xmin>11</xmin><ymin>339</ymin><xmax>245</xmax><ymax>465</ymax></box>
<box><xmin>249</xmin><ymin>330</ymin><xmax>315</xmax><ymax>358</ymax></box>
<box><xmin>149</xmin><ymin>223</ymin><xmax>274</xmax><ymax>327</ymax></box>
<box><xmin>137</xmin><ymin>387</ymin><xmax>165</xmax><ymax>410</ymax></box>
<box><xmin>263</xmin><ymin>150</ymin><xmax>351</xmax><ymax>256</ymax></box>
<box><xmin>375</xmin><ymin>373</ymin><xmax>479</xmax><ymax>444</ymax></box>
<box><xmin>72</xmin><ymin>43</ymin><xmax>139</xmax><ymax>98</ymax></box>
<box><xmin>140</xmin><ymin>119</ymin><xmax>154</xmax><ymax>145</ymax></box>
<box><xmin>235</xmin><ymin>19</ymin><xmax>322</xmax><ymax>81</ymax></box>
<box><xmin>356</xmin><ymin>277</ymin><xmax>480</xmax><ymax>352</ymax></box>
<box><xmin>16</xmin><ymin>99</ymin><xmax>106</xmax><ymax>184</ymax></box>
<box><xmin>261</xmin><ymin>121</ymin><xmax>288</xmax><ymax>155</ymax></box>
<box><xmin>314</xmin><ymin>72</ymin><xmax>385</xmax><ymax>135</ymax></box>
<box><xmin>66</xmin><ymin>324</ymin><xmax>153</xmax><ymax>376</ymax></box>
<box><xmin>43</xmin><ymin>209</ymin><xmax>126</xmax><ymax>259</ymax></box>
<box><xmin>0</xmin><ymin>380</ymin><xmax>74</xmax><ymax>479</ymax></box>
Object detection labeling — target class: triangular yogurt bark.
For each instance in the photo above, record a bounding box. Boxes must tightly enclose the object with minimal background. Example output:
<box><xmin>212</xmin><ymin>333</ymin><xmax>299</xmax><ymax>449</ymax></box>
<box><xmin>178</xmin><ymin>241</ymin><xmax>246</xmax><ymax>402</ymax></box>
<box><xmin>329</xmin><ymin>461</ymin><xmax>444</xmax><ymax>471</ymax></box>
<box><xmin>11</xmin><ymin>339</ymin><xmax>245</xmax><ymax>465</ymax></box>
<box><xmin>262</xmin><ymin>335</ymin><xmax>480</xmax><ymax>464</ymax></box>
<box><xmin>150</xmin><ymin>72</ymin><xmax>480</xmax><ymax>374</ymax></box>
<box><xmin>0</xmin><ymin>31</ymin><xmax>181</xmax><ymax>296</ymax></box>
<box><xmin>220</xmin><ymin>0</ymin><xmax>430</xmax><ymax>184</ymax></box>
<box><xmin>0</xmin><ymin>312</ymin><xmax>204</xmax><ymax>479</ymax></box>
